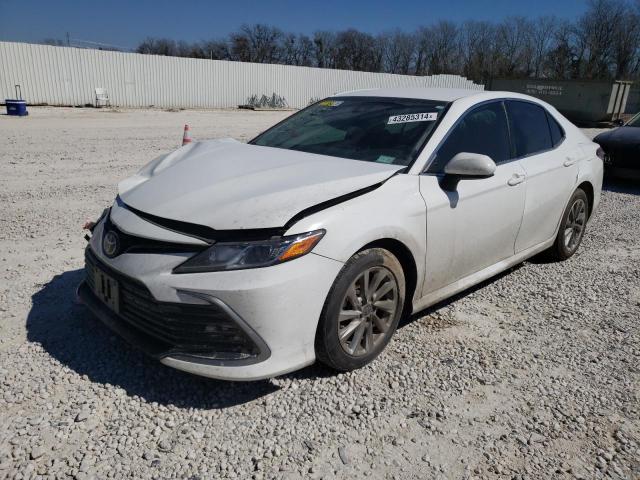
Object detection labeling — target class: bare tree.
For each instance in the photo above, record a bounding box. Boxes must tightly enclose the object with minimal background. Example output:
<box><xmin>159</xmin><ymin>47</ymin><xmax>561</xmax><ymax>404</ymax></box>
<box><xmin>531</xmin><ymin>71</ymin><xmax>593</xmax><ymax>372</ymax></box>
<box><xmin>380</xmin><ymin>30</ymin><xmax>416</xmax><ymax>74</ymax></box>
<box><xmin>333</xmin><ymin>29</ymin><xmax>379</xmax><ymax>72</ymax></box>
<box><xmin>229</xmin><ymin>32</ymin><xmax>251</xmax><ymax>62</ymax></box>
<box><xmin>136</xmin><ymin>38</ymin><xmax>177</xmax><ymax>56</ymax></box>
<box><xmin>230</xmin><ymin>24</ymin><xmax>283</xmax><ymax>63</ymax></box>
<box><xmin>413</xmin><ymin>26</ymin><xmax>431</xmax><ymax>75</ymax></box>
<box><xmin>296</xmin><ymin>35</ymin><xmax>315</xmax><ymax>66</ymax></box>
<box><xmin>546</xmin><ymin>20</ymin><xmax>578</xmax><ymax>79</ymax></box>
<box><xmin>133</xmin><ymin>4</ymin><xmax>640</xmax><ymax>81</ymax></box>
<box><xmin>459</xmin><ymin>21</ymin><xmax>498</xmax><ymax>82</ymax></box>
<box><xmin>280</xmin><ymin>33</ymin><xmax>314</xmax><ymax>66</ymax></box>
<box><xmin>495</xmin><ymin>17</ymin><xmax>533</xmax><ymax>77</ymax></box>
<box><xmin>312</xmin><ymin>31</ymin><xmax>337</xmax><ymax>69</ymax></box>
<box><xmin>530</xmin><ymin>16</ymin><xmax>558</xmax><ymax>77</ymax></box>
<box><xmin>576</xmin><ymin>0</ymin><xmax>625</xmax><ymax>78</ymax></box>
<box><xmin>427</xmin><ymin>21</ymin><xmax>460</xmax><ymax>75</ymax></box>
<box><xmin>200</xmin><ymin>39</ymin><xmax>231</xmax><ymax>60</ymax></box>
<box><xmin>612</xmin><ymin>8</ymin><xmax>640</xmax><ymax>78</ymax></box>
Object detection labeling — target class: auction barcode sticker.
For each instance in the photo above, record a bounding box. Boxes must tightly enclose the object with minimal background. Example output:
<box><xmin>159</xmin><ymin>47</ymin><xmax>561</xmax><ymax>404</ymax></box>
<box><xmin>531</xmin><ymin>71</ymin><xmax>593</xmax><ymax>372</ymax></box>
<box><xmin>388</xmin><ymin>112</ymin><xmax>438</xmax><ymax>124</ymax></box>
<box><xmin>319</xmin><ymin>100</ymin><xmax>343</xmax><ymax>107</ymax></box>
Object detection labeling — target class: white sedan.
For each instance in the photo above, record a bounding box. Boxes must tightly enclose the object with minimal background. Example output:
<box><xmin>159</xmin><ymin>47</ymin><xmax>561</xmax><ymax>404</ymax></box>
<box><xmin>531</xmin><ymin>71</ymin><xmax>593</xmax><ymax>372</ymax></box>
<box><xmin>78</xmin><ymin>88</ymin><xmax>603</xmax><ymax>380</ymax></box>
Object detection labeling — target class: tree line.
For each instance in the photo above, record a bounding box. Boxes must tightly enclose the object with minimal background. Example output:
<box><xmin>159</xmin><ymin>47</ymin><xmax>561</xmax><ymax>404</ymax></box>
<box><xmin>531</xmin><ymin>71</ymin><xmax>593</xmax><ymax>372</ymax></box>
<box><xmin>134</xmin><ymin>0</ymin><xmax>637</xmax><ymax>82</ymax></box>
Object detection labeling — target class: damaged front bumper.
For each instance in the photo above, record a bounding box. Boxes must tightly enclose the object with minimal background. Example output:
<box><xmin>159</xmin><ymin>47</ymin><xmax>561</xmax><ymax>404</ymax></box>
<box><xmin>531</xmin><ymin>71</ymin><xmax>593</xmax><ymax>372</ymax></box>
<box><xmin>77</xmin><ymin>218</ymin><xmax>343</xmax><ymax>381</ymax></box>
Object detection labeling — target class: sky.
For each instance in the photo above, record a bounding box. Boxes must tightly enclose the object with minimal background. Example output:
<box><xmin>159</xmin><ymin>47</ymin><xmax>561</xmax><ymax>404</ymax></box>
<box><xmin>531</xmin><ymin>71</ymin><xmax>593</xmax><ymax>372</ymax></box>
<box><xmin>0</xmin><ymin>0</ymin><xmax>590</xmax><ymax>51</ymax></box>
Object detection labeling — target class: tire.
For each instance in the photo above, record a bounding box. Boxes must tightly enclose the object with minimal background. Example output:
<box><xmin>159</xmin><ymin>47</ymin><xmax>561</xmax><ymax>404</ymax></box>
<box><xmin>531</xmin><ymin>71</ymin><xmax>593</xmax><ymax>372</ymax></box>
<box><xmin>548</xmin><ymin>188</ymin><xmax>589</xmax><ymax>261</ymax></box>
<box><xmin>315</xmin><ymin>248</ymin><xmax>405</xmax><ymax>371</ymax></box>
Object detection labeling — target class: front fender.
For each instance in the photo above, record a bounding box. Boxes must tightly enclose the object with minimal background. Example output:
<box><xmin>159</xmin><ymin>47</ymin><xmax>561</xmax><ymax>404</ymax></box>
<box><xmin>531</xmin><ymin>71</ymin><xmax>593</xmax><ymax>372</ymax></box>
<box><xmin>285</xmin><ymin>174</ymin><xmax>427</xmax><ymax>296</ymax></box>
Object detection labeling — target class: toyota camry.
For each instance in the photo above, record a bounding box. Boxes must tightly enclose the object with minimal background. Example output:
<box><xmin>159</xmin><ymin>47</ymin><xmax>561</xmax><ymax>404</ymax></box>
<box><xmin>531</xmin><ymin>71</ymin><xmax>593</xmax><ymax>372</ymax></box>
<box><xmin>78</xmin><ymin>88</ymin><xmax>603</xmax><ymax>380</ymax></box>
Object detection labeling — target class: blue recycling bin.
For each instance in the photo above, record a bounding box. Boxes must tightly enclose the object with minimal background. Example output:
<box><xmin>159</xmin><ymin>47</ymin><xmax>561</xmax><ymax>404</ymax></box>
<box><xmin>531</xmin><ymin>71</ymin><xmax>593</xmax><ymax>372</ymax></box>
<box><xmin>5</xmin><ymin>99</ymin><xmax>28</xmax><ymax>116</ymax></box>
<box><xmin>5</xmin><ymin>85</ymin><xmax>28</xmax><ymax>116</ymax></box>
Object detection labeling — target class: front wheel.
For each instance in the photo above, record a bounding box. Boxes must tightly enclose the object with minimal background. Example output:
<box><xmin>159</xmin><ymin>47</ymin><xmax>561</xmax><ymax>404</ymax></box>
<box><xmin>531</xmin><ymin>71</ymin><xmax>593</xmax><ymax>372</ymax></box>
<box><xmin>315</xmin><ymin>248</ymin><xmax>405</xmax><ymax>372</ymax></box>
<box><xmin>548</xmin><ymin>188</ymin><xmax>589</xmax><ymax>261</ymax></box>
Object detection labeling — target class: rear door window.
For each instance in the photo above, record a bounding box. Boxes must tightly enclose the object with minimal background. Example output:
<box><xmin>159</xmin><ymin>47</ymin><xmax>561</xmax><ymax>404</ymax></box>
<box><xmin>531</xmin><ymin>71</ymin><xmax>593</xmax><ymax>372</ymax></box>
<box><xmin>428</xmin><ymin>101</ymin><xmax>510</xmax><ymax>173</ymax></box>
<box><xmin>506</xmin><ymin>101</ymin><xmax>553</xmax><ymax>157</ymax></box>
<box><xmin>546</xmin><ymin>112</ymin><xmax>565</xmax><ymax>147</ymax></box>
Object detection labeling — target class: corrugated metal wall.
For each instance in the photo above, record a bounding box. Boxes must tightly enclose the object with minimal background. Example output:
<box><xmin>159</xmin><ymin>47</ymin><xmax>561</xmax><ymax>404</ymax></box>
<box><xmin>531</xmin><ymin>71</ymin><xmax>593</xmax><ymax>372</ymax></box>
<box><xmin>0</xmin><ymin>41</ymin><xmax>483</xmax><ymax>109</ymax></box>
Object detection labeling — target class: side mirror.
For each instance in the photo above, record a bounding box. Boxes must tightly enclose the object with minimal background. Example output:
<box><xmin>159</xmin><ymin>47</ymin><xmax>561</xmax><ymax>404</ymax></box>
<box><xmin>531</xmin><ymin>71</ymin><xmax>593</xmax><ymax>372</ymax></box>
<box><xmin>444</xmin><ymin>152</ymin><xmax>496</xmax><ymax>178</ymax></box>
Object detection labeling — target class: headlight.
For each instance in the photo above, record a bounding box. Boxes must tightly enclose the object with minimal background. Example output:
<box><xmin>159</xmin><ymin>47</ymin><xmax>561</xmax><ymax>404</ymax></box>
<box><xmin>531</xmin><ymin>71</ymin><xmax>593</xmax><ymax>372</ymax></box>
<box><xmin>173</xmin><ymin>230</ymin><xmax>325</xmax><ymax>273</ymax></box>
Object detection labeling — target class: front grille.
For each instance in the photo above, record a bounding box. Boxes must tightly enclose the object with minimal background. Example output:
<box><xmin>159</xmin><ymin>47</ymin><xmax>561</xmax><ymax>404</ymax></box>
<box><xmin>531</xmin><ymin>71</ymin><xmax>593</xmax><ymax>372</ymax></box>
<box><xmin>85</xmin><ymin>248</ymin><xmax>260</xmax><ymax>359</ymax></box>
<box><xmin>103</xmin><ymin>212</ymin><xmax>205</xmax><ymax>256</ymax></box>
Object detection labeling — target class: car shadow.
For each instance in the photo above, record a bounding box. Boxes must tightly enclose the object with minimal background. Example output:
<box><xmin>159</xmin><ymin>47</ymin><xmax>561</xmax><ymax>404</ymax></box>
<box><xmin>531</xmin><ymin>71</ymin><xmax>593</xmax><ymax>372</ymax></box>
<box><xmin>399</xmin><ymin>263</ymin><xmax>523</xmax><ymax>328</ymax></box>
<box><xmin>603</xmin><ymin>175</ymin><xmax>640</xmax><ymax>195</ymax></box>
<box><xmin>26</xmin><ymin>269</ymin><xmax>282</xmax><ymax>409</ymax></box>
<box><xmin>27</xmin><ymin>261</ymin><xmax>531</xmax><ymax>404</ymax></box>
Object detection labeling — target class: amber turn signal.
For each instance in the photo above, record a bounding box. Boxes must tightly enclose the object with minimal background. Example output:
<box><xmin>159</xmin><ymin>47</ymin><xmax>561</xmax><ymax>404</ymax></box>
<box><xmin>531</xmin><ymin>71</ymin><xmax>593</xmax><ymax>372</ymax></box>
<box><xmin>278</xmin><ymin>230</ymin><xmax>325</xmax><ymax>261</ymax></box>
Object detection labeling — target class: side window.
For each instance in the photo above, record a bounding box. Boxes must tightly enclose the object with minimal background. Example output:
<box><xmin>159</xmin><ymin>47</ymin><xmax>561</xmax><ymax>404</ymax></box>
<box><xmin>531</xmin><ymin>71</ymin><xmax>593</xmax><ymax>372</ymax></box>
<box><xmin>507</xmin><ymin>101</ymin><xmax>553</xmax><ymax>157</ymax></box>
<box><xmin>428</xmin><ymin>102</ymin><xmax>510</xmax><ymax>173</ymax></box>
<box><xmin>546</xmin><ymin>112</ymin><xmax>565</xmax><ymax>147</ymax></box>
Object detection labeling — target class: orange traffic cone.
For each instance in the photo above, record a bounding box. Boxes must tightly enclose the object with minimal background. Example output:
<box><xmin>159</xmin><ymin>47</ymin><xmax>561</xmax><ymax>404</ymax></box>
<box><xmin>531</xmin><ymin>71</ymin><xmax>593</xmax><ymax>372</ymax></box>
<box><xmin>82</xmin><ymin>218</ymin><xmax>96</xmax><ymax>230</ymax></box>
<box><xmin>182</xmin><ymin>124</ymin><xmax>192</xmax><ymax>146</ymax></box>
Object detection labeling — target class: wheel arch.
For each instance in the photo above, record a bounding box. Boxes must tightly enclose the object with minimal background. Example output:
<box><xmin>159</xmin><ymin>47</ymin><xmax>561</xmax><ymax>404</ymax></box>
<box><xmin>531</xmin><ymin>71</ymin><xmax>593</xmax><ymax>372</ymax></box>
<box><xmin>358</xmin><ymin>238</ymin><xmax>418</xmax><ymax>318</ymax></box>
<box><xmin>577</xmin><ymin>181</ymin><xmax>594</xmax><ymax>219</ymax></box>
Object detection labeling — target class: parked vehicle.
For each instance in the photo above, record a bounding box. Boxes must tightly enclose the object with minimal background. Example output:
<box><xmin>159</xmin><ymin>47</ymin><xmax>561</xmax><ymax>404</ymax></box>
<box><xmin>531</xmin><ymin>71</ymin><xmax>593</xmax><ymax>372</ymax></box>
<box><xmin>488</xmin><ymin>78</ymin><xmax>633</xmax><ymax>126</ymax></box>
<box><xmin>594</xmin><ymin>112</ymin><xmax>640</xmax><ymax>179</ymax></box>
<box><xmin>78</xmin><ymin>88</ymin><xmax>604</xmax><ymax>381</ymax></box>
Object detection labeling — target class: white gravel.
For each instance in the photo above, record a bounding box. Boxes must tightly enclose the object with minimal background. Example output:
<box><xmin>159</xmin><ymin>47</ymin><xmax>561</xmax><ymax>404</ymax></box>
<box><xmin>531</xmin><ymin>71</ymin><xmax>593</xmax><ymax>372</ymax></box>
<box><xmin>1</xmin><ymin>107</ymin><xmax>639</xmax><ymax>480</ymax></box>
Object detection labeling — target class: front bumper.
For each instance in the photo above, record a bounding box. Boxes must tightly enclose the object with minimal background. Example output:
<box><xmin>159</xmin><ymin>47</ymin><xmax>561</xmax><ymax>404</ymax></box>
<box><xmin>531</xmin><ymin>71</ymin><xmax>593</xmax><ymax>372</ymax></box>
<box><xmin>80</xmin><ymin>247</ymin><xmax>270</xmax><ymax>363</ymax></box>
<box><xmin>602</xmin><ymin>147</ymin><xmax>640</xmax><ymax>179</ymax></box>
<box><xmin>605</xmin><ymin>166</ymin><xmax>640</xmax><ymax>180</ymax></box>
<box><xmin>78</xmin><ymin>220</ymin><xmax>343</xmax><ymax>381</ymax></box>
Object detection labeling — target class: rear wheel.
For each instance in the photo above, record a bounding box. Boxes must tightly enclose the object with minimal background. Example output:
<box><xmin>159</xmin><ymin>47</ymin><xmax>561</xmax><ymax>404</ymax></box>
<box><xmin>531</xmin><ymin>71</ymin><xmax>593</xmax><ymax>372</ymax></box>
<box><xmin>315</xmin><ymin>248</ymin><xmax>405</xmax><ymax>371</ymax></box>
<box><xmin>548</xmin><ymin>188</ymin><xmax>589</xmax><ymax>261</ymax></box>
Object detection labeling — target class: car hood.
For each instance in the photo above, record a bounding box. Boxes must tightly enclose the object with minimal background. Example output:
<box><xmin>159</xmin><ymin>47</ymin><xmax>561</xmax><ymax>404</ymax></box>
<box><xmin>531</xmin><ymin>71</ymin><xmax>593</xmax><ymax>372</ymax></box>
<box><xmin>118</xmin><ymin>139</ymin><xmax>403</xmax><ymax>230</ymax></box>
<box><xmin>594</xmin><ymin>126</ymin><xmax>640</xmax><ymax>146</ymax></box>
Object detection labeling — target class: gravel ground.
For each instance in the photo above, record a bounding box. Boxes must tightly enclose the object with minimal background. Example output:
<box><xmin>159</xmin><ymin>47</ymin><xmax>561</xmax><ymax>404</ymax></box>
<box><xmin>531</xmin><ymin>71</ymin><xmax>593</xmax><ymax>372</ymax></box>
<box><xmin>0</xmin><ymin>107</ymin><xmax>638</xmax><ymax>480</ymax></box>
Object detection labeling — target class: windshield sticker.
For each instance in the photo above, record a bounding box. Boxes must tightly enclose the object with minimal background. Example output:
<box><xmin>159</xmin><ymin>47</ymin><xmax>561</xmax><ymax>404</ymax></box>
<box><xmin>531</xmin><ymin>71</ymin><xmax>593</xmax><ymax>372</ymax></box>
<box><xmin>388</xmin><ymin>112</ymin><xmax>438</xmax><ymax>124</ymax></box>
<box><xmin>319</xmin><ymin>100</ymin><xmax>343</xmax><ymax>107</ymax></box>
<box><xmin>376</xmin><ymin>155</ymin><xmax>395</xmax><ymax>164</ymax></box>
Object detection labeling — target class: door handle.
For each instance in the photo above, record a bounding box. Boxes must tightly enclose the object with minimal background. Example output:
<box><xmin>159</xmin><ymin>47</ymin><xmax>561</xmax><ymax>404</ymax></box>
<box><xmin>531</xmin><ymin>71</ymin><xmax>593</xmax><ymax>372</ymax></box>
<box><xmin>507</xmin><ymin>173</ymin><xmax>525</xmax><ymax>186</ymax></box>
<box><xmin>564</xmin><ymin>157</ymin><xmax>578</xmax><ymax>167</ymax></box>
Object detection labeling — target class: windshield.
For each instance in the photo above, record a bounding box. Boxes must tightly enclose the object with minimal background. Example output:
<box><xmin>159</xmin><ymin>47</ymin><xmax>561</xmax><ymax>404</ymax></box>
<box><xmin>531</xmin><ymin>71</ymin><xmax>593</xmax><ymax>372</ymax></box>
<box><xmin>627</xmin><ymin>112</ymin><xmax>640</xmax><ymax>127</ymax></box>
<box><xmin>251</xmin><ymin>96</ymin><xmax>448</xmax><ymax>166</ymax></box>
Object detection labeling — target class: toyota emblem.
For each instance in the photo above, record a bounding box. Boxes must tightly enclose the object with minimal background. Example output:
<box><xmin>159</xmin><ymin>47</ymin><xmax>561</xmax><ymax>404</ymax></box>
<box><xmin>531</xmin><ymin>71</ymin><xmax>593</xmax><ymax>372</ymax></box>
<box><xmin>102</xmin><ymin>230</ymin><xmax>120</xmax><ymax>258</ymax></box>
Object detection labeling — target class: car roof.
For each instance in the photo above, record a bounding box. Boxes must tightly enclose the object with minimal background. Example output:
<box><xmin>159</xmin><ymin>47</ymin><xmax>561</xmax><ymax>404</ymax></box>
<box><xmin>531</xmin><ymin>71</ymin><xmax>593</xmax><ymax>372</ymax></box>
<box><xmin>334</xmin><ymin>87</ymin><xmax>486</xmax><ymax>102</ymax></box>
<box><xmin>333</xmin><ymin>88</ymin><xmax>551</xmax><ymax>106</ymax></box>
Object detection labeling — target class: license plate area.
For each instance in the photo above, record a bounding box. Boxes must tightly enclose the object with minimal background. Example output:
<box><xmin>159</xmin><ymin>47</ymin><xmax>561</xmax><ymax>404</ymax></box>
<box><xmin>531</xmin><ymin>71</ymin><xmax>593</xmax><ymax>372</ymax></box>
<box><xmin>92</xmin><ymin>266</ymin><xmax>120</xmax><ymax>313</ymax></box>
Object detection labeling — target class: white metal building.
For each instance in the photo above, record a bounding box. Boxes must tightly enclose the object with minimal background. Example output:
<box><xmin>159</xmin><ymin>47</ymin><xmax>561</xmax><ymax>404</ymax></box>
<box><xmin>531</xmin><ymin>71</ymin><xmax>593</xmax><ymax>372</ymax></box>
<box><xmin>0</xmin><ymin>41</ymin><xmax>483</xmax><ymax>109</ymax></box>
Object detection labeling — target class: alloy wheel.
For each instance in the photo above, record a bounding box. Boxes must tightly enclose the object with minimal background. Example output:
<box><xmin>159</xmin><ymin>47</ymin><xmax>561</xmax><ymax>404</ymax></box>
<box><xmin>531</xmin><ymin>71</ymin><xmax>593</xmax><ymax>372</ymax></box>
<box><xmin>563</xmin><ymin>198</ymin><xmax>587</xmax><ymax>251</ymax></box>
<box><xmin>337</xmin><ymin>266</ymin><xmax>399</xmax><ymax>357</ymax></box>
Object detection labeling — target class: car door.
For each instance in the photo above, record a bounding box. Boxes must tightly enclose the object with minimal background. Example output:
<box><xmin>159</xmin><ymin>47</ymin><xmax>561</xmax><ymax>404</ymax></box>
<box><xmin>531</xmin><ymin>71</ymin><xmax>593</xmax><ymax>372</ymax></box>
<box><xmin>505</xmin><ymin>101</ymin><xmax>579</xmax><ymax>253</ymax></box>
<box><xmin>419</xmin><ymin>101</ymin><xmax>527</xmax><ymax>296</ymax></box>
